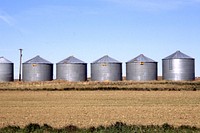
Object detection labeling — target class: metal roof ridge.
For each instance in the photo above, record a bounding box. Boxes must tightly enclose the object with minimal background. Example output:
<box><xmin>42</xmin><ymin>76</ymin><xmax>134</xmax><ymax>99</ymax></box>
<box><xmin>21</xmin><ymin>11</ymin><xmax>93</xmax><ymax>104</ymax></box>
<box><xmin>127</xmin><ymin>54</ymin><xmax>157</xmax><ymax>63</ymax></box>
<box><xmin>23</xmin><ymin>55</ymin><xmax>53</xmax><ymax>64</ymax></box>
<box><xmin>163</xmin><ymin>50</ymin><xmax>194</xmax><ymax>59</ymax></box>
<box><xmin>57</xmin><ymin>56</ymin><xmax>86</xmax><ymax>64</ymax></box>
<box><xmin>0</xmin><ymin>56</ymin><xmax>13</xmax><ymax>63</ymax></box>
<box><xmin>92</xmin><ymin>55</ymin><xmax>121</xmax><ymax>63</ymax></box>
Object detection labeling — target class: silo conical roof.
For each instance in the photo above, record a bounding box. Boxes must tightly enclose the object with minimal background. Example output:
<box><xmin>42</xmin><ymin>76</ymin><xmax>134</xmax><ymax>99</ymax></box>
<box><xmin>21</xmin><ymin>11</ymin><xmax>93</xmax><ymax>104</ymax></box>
<box><xmin>57</xmin><ymin>56</ymin><xmax>86</xmax><ymax>64</ymax></box>
<box><xmin>24</xmin><ymin>55</ymin><xmax>52</xmax><ymax>64</ymax></box>
<box><xmin>0</xmin><ymin>57</ymin><xmax>13</xmax><ymax>63</ymax></box>
<box><xmin>163</xmin><ymin>51</ymin><xmax>193</xmax><ymax>59</ymax></box>
<box><xmin>92</xmin><ymin>55</ymin><xmax>121</xmax><ymax>63</ymax></box>
<box><xmin>127</xmin><ymin>54</ymin><xmax>157</xmax><ymax>63</ymax></box>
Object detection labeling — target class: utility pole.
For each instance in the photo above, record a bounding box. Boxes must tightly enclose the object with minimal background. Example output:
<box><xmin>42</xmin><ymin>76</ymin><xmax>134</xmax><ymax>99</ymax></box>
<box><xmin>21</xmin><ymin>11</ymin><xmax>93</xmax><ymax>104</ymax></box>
<box><xmin>19</xmin><ymin>49</ymin><xmax>23</xmax><ymax>81</ymax></box>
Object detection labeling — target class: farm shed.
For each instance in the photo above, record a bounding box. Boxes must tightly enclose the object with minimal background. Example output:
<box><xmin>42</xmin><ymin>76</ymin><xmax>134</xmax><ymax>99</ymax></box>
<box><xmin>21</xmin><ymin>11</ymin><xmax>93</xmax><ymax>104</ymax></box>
<box><xmin>0</xmin><ymin>57</ymin><xmax>14</xmax><ymax>82</ymax></box>
<box><xmin>22</xmin><ymin>55</ymin><xmax>53</xmax><ymax>81</ymax></box>
<box><xmin>91</xmin><ymin>55</ymin><xmax>122</xmax><ymax>81</ymax></box>
<box><xmin>126</xmin><ymin>54</ymin><xmax>157</xmax><ymax>81</ymax></box>
<box><xmin>56</xmin><ymin>56</ymin><xmax>87</xmax><ymax>81</ymax></box>
<box><xmin>162</xmin><ymin>51</ymin><xmax>195</xmax><ymax>81</ymax></box>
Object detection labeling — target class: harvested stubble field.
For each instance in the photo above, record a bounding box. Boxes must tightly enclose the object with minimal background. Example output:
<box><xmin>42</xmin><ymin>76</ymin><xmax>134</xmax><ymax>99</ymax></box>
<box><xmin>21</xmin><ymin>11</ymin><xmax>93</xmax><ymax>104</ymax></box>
<box><xmin>0</xmin><ymin>91</ymin><xmax>200</xmax><ymax>128</ymax></box>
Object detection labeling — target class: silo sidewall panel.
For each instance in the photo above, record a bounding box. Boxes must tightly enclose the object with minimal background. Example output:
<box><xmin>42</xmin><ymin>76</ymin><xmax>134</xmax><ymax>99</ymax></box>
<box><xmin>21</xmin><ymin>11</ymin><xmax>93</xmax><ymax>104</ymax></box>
<box><xmin>23</xmin><ymin>64</ymin><xmax>53</xmax><ymax>81</ymax></box>
<box><xmin>56</xmin><ymin>64</ymin><xmax>87</xmax><ymax>81</ymax></box>
<box><xmin>126</xmin><ymin>62</ymin><xmax>157</xmax><ymax>81</ymax></box>
<box><xmin>0</xmin><ymin>63</ymin><xmax>14</xmax><ymax>81</ymax></box>
<box><xmin>91</xmin><ymin>63</ymin><xmax>122</xmax><ymax>81</ymax></box>
<box><xmin>162</xmin><ymin>59</ymin><xmax>194</xmax><ymax>81</ymax></box>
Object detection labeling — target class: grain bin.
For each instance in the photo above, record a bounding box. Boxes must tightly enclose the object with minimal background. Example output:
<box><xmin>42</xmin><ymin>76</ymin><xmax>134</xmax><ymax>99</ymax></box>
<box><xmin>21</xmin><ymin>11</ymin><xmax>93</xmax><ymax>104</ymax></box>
<box><xmin>162</xmin><ymin>51</ymin><xmax>195</xmax><ymax>81</ymax></box>
<box><xmin>126</xmin><ymin>54</ymin><xmax>157</xmax><ymax>81</ymax></box>
<box><xmin>91</xmin><ymin>55</ymin><xmax>122</xmax><ymax>81</ymax></box>
<box><xmin>23</xmin><ymin>55</ymin><xmax>53</xmax><ymax>81</ymax></box>
<box><xmin>56</xmin><ymin>56</ymin><xmax>87</xmax><ymax>81</ymax></box>
<box><xmin>0</xmin><ymin>57</ymin><xmax>14</xmax><ymax>82</ymax></box>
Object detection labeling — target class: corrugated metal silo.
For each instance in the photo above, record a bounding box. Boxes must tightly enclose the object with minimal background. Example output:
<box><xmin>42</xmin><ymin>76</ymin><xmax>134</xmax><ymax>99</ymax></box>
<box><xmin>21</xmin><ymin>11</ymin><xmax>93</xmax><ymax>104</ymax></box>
<box><xmin>23</xmin><ymin>55</ymin><xmax>53</xmax><ymax>81</ymax></box>
<box><xmin>126</xmin><ymin>54</ymin><xmax>157</xmax><ymax>81</ymax></box>
<box><xmin>91</xmin><ymin>55</ymin><xmax>122</xmax><ymax>81</ymax></box>
<box><xmin>162</xmin><ymin>51</ymin><xmax>195</xmax><ymax>81</ymax></box>
<box><xmin>0</xmin><ymin>57</ymin><xmax>14</xmax><ymax>82</ymax></box>
<box><xmin>56</xmin><ymin>56</ymin><xmax>87</xmax><ymax>81</ymax></box>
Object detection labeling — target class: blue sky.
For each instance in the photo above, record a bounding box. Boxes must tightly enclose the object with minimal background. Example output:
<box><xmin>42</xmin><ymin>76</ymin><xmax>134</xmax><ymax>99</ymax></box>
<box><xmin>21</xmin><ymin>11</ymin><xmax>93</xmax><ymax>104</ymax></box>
<box><xmin>0</xmin><ymin>0</ymin><xmax>200</xmax><ymax>78</ymax></box>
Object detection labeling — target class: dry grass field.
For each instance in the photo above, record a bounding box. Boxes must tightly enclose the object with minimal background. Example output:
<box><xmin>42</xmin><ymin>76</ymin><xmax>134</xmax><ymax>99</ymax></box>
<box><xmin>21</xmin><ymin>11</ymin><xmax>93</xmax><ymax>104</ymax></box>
<box><xmin>0</xmin><ymin>80</ymin><xmax>200</xmax><ymax>91</ymax></box>
<box><xmin>0</xmin><ymin>91</ymin><xmax>200</xmax><ymax>128</ymax></box>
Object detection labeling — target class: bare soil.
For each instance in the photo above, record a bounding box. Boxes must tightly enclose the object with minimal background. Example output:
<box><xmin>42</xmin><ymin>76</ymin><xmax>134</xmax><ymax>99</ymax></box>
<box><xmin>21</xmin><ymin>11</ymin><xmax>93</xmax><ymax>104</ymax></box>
<box><xmin>0</xmin><ymin>91</ymin><xmax>200</xmax><ymax>128</ymax></box>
